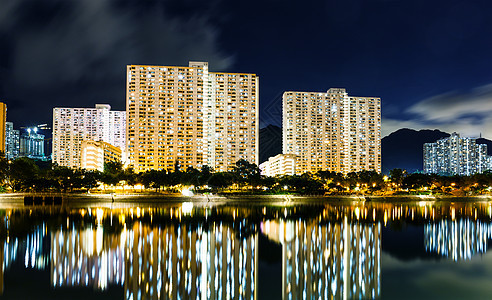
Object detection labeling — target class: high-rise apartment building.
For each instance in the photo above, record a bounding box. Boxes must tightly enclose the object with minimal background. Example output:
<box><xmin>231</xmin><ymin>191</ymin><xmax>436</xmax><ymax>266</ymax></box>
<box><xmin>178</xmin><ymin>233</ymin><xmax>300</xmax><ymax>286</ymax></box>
<box><xmin>127</xmin><ymin>62</ymin><xmax>258</xmax><ymax>173</ymax></box>
<box><xmin>52</xmin><ymin>104</ymin><xmax>126</xmax><ymax>168</ymax></box>
<box><xmin>283</xmin><ymin>88</ymin><xmax>381</xmax><ymax>174</ymax></box>
<box><xmin>0</xmin><ymin>102</ymin><xmax>6</xmax><ymax>154</ymax></box>
<box><xmin>423</xmin><ymin>132</ymin><xmax>490</xmax><ymax>175</ymax></box>
<box><xmin>20</xmin><ymin>128</ymin><xmax>45</xmax><ymax>159</ymax></box>
<box><xmin>5</xmin><ymin>122</ymin><xmax>19</xmax><ymax>160</ymax></box>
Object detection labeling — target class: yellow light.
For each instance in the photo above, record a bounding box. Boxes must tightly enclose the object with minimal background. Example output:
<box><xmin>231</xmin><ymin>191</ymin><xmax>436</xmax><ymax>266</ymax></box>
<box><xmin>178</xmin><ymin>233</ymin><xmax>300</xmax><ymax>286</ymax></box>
<box><xmin>96</xmin><ymin>208</ymin><xmax>104</xmax><ymax>224</ymax></box>
<box><xmin>182</xmin><ymin>202</ymin><xmax>193</xmax><ymax>215</ymax></box>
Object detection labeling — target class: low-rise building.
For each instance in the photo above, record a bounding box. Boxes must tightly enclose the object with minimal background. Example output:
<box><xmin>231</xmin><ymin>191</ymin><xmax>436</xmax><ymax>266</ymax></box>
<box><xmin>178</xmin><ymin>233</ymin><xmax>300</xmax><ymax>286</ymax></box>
<box><xmin>81</xmin><ymin>140</ymin><xmax>123</xmax><ymax>172</ymax></box>
<box><xmin>259</xmin><ymin>154</ymin><xmax>298</xmax><ymax>176</ymax></box>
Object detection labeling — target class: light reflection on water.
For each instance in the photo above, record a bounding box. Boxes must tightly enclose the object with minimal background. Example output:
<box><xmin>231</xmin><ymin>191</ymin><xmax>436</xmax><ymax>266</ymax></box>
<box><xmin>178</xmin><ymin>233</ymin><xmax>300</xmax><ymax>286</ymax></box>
<box><xmin>0</xmin><ymin>200</ymin><xmax>491</xmax><ymax>299</ymax></box>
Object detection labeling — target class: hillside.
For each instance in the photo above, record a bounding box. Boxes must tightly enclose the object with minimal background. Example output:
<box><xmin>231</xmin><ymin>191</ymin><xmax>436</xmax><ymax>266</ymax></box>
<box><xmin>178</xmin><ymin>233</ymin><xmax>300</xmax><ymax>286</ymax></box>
<box><xmin>259</xmin><ymin>125</ymin><xmax>282</xmax><ymax>164</ymax></box>
<box><xmin>259</xmin><ymin>126</ymin><xmax>491</xmax><ymax>173</ymax></box>
<box><xmin>382</xmin><ymin>129</ymin><xmax>492</xmax><ymax>173</ymax></box>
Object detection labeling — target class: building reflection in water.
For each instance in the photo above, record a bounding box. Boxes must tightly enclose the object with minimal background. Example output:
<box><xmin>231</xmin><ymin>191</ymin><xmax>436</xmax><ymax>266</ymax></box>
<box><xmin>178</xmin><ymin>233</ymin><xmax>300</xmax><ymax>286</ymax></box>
<box><xmin>51</xmin><ymin>225</ymin><xmax>125</xmax><ymax>289</ymax></box>
<box><xmin>123</xmin><ymin>222</ymin><xmax>257</xmax><ymax>300</ymax></box>
<box><xmin>425</xmin><ymin>219</ymin><xmax>492</xmax><ymax>261</ymax></box>
<box><xmin>47</xmin><ymin>207</ymin><xmax>257</xmax><ymax>300</ymax></box>
<box><xmin>1</xmin><ymin>201</ymin><xmax>492</xmax><ymax>298</ymax></box>
<box><xmin>262</xmin><ymin>217</ymin><xmax>380</xmax><ymax>299</ymax></box>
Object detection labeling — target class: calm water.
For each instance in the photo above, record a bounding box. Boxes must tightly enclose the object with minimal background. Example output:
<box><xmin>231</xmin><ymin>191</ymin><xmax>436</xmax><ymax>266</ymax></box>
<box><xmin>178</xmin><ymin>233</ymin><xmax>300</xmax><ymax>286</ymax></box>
<box><xmin>0</xmin><ymin>199</ymin><xmax>491</xmax><ymax>299</ymax></box>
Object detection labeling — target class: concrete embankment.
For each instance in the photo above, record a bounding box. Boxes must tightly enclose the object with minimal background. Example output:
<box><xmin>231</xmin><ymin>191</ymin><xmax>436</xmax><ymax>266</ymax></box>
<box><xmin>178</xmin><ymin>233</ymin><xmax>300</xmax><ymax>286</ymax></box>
<box><xmin>0</xmin><ymin>193</ymin><xmax>490</xmax><ymax>208</ymax></box>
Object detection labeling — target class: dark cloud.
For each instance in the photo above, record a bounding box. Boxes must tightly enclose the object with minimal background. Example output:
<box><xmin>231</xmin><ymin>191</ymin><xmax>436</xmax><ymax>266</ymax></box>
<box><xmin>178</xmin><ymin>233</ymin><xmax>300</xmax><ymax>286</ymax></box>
<box><xmin>383</xmin><ymin>83</ymin><xmax>492</xmax><ymax>139</ymax></box>
<box><xmin>2</xmin><ymin>0</ymin><xmax>492</xmax><ymax>138</ymax></box>
<box><xmin>0</xmin><ymin>0</ymin><xmax>232</xmax><ymax>126</ymax></box>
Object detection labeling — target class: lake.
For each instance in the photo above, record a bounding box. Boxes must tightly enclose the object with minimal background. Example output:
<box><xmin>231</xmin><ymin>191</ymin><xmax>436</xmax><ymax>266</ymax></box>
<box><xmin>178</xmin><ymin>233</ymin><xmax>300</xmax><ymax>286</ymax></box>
<box><xmin>0</xmin><ymin>198</ymin><xmax>491</xmax><ymax>299</ymax></box>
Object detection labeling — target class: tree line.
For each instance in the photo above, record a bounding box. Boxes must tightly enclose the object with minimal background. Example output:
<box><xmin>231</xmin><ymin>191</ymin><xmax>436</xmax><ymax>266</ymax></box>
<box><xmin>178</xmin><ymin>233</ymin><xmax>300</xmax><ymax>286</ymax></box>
<box><xmin>1</xmin><ymin>156</ymin><xmax>492</xmax><ymax>195</ymax></box>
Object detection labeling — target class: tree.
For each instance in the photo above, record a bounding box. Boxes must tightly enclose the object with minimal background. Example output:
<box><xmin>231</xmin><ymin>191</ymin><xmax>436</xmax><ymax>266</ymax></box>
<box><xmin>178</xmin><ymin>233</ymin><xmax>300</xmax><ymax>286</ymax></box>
<box><xmin>9</xmin><ymin>157</ymin><xmax>39</xmax><ymax>191</ymax></box>
<box><xmin>181</xmin><ymin>167</ymin><xmax>201</xmax><ymax>186</ymax></box>
<box><xmin>101</xmin><ymin>161</ymin><xmax>123</xmax><ymax>186</ymax></box>
<box><xmin>120</xmin><ymin>167</ymin><xmax>138</xmax><ymax>186</ymax></box>
<box><xmin>389</xmin><ymin>169</ymin><xmax>406</xmax><ymax>186</ymax></box>
<box><xmin>233</xmin><ymin>159</ymin><xmax>261</xmax><ymax>187</ymax></box>
<box><xmin>199</xmin><ymin>165</ymin><xmax>213</xmax><ymax>186</ymax></box>
<box><xmin>50</xmin><ymin>165</ymin><xmax>84</xmax><ymax>192</ymax></box>
<box><xmin>141</xmin><ymin>170</ymin><xmax>164</xmax><ymax>191</ymax></box>
<box><xmin>81</xmin><ymin>170</ymin><xmax>101</xmax><ymax>190</ymax></box>
<box><xmin>0</xmin><ymin>152</ymin><xmax>10</xmax><ymax>187</ymax></box>
<box><xmin>208</xmin><ymin>172</ymin><xmax>233</xmax><ymax>191</ymax></box>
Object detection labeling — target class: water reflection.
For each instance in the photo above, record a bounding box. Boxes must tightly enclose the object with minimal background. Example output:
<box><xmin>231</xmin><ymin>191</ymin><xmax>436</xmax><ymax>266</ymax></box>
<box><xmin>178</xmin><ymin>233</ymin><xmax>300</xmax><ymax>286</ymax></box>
<box><xmin>262</xmin><ymin>218</ymin><xmax>380</xmax><ymax>299</ymax></box>
<box><xmin>1</xmin><ymin>206</ymin><xmax>258</xmax><ymax>299</ymax></box>
<box><xmin>0</xmin><ymin>200</ymin><xmax>491</xmax><ymax>299</ymax></box>
<box><xmin>425</xmin><ymin>219</ymin><xmax>492</xmax><ymax>261</ymax></box>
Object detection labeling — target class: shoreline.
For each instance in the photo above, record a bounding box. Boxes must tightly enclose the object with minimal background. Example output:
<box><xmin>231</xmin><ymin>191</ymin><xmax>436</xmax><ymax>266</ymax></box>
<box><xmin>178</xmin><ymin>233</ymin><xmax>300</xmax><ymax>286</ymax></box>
<box><xmin>0</xmin><ymin>192</ymin><xmax>490</xmax><ymax>204</ymax></box>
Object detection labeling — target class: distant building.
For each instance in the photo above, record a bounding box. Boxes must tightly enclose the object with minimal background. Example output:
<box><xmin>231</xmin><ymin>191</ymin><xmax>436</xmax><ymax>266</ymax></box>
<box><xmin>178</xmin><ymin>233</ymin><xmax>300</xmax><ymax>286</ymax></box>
<box><xmin>20</xmin><ymin>127</ymin><xmax>45</xmax><ymax>159</ymax></box>
<box><xmin>52</xmin><ymin>104</ymin><xmax>126</xmax><ymax>168</ymax></box>
<box><xmin>81</xmin><ymin>140</ymin><xmax>123</xmax><ymax>172</ymax></box>
<box><xmin>126</xmin><ymin>62</ymin><xmax>259</xmax><ymax>173</ymax></box>
<box><xmin>423</xmin><ymin>132</ymin><xmax>491</xmax><ymax>175</ymax></box>
<box><xmin>259</xmin><ymin>154</ymin><xmax>298</xmax><ymax>177</ymax></box>
<box><xmin>283</xmin><ymin>88</ymin><xmax>381</xmax><ymax>174</ymax></box>
<box><xmin>0</xmin><ymin>102</ymin><xmax>6</xmax><ymax>154</ymax></box>
<box><xmin>5</xmin><ymin>122</ymin><xmax>19</xmax><ymax>160</ymax></box>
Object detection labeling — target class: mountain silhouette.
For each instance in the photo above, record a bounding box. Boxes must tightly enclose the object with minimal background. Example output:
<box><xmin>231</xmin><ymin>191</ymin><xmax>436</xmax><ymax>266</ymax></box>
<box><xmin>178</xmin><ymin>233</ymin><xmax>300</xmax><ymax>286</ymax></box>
<box><xmin>259</xmin><ymin>125</ymin><xmax>282</xmax><ymax>164</ymax></box>
<box><xmin>382</xmin><ymin>128</ymin><xmax>492</xmax><ymax>173</ymax></box>
<box><xmin>259</xmin><ymin>126</ymin><xmax>491</xmax><ymax>174</ymax></box>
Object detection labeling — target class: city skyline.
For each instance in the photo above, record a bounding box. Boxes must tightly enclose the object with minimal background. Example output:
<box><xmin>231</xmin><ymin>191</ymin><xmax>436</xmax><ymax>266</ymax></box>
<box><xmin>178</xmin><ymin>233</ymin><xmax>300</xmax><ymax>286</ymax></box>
<box><xmin>1</xmin><ymin>0</ymin><xmax>492</xmax><ymax>140</ymax></box>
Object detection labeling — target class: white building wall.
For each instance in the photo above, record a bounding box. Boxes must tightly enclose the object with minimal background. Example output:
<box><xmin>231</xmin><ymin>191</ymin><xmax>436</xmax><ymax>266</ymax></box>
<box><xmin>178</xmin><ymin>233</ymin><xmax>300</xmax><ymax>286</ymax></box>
<box><xmin>52</xmin><ymin>104</ymin><xmax>126</xmax><ymax>168</ymax></box>
<box><xmin>423</xmin><ymin>133</ymin><xmax>491</xmax><ymax>175</ymax></box>
<box><xmin>260</xmin><ymin>154</ymin><xmax>297</xmax><ymax>176</ymax></box>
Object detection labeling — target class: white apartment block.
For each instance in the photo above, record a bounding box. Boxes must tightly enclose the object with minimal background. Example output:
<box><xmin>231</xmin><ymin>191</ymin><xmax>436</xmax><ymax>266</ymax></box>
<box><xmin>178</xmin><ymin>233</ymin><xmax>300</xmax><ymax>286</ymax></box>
<box><xmin>127</xmin><ymin>62</ymin><xmax>258</xmax><ymax>173</ymax></box>
<box><xmin>424</xmin><ymin>133</ymin><xmax>491</xmax><ymax>175</ymax></box>
<box><xmin>283</xmin><ymin>88</ymin><xmax>381</xmax><ymax>174</ymax></box>
<box><xmin>52</xmin><ymin>104</ymin><xmax>126</xmax><ymax>168</ymax></box>
<box><xmin>5</xmin><ymin>122</ymin><xmax>19</xmax><ymax>160</ymax></box>
<box><xmin>259</xmin><ymin>154</ymin><xmax>297</xmax><ymax>177</ymax></box>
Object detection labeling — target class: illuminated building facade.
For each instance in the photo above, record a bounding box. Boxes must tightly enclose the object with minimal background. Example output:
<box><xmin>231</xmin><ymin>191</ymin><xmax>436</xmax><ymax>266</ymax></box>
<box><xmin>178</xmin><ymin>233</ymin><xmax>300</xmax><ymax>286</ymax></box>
<box><xmin>126</xmin><ymin>62</ymin><xmax>259</xmax><ymax>173</ymax></box>
<box><xmin>5</xmin><ymin>122</ymin><xmax>19</xmax><ymax>160</ymax></box>
<box><xmin>20</xmin><ymin>128</ymin><xmax>45</xmax><ymax>159</ymax></box>
<box><xmin>424</xmin><ymin>132</ymin><xmax>491</xmax><ymax>175</ymax></box>
<box><xmin>0</xmin><ymin>102</ymin><xmax>6</xmax><ymax>154</ymax></box>
<box><xmin>259</xmin><ymin>154</ymin><xmax>298</xmax><ymax>176</ymax></box>
<box><xmin>52</xmin><ymin>104</ymin><xmax>126</xmax><ymax>168</ymax></box>
<box><xmin>81</xmin><ymin>140</ymin><xmax>123</xmax><ymax>172</ymax></box>
<box><xmin>261</xmin><ymin>218</ymin><xmax>381</xmax><ymax>299</ymax></box>
<box><xmin>283</xmin><ymin>88</ymin><xmax>381</xmax><ymax>174</ymax></box>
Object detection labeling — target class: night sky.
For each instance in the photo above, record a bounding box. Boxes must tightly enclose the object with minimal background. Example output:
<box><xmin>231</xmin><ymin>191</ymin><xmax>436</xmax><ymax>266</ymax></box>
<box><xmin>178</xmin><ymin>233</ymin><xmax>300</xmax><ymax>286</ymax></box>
<box><xmin>1</xmin><ymin>0</ymin><xmax>492</xmax><ymax>138</ymax></box>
